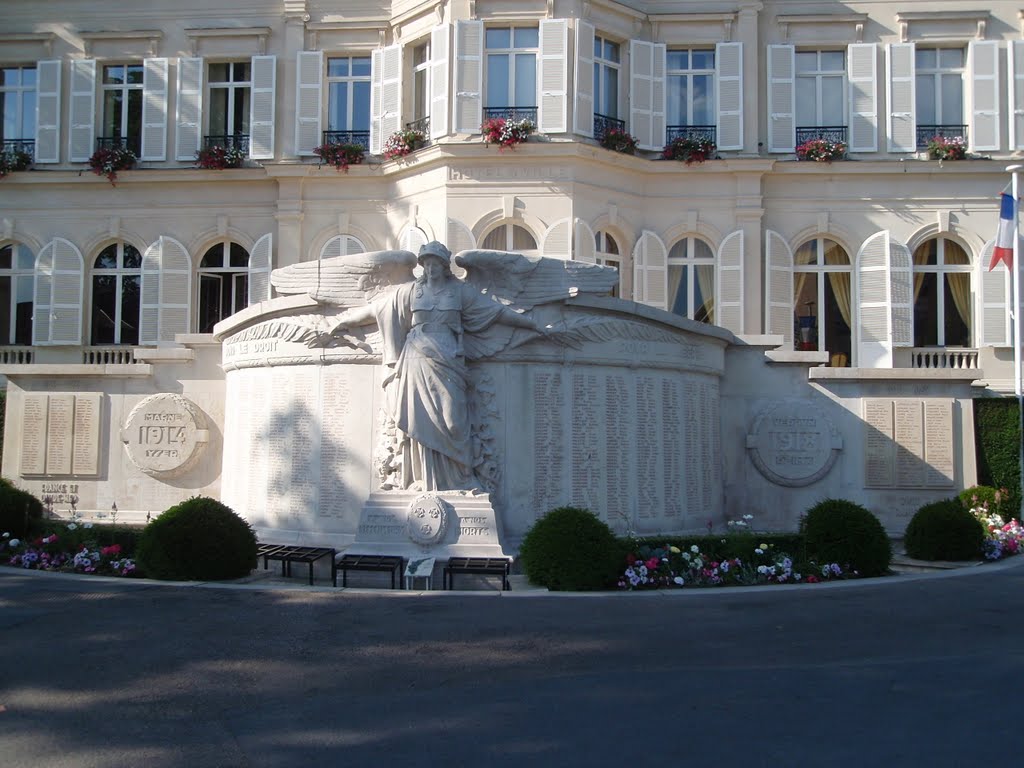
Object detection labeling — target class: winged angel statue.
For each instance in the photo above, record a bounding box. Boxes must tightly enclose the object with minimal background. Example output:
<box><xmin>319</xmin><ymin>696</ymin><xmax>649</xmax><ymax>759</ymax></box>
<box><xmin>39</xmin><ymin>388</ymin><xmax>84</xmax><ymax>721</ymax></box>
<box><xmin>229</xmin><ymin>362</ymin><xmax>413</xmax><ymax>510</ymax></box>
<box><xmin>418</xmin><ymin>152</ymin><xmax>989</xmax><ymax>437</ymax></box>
<box><xmin>270</xmin><ymin>240</ymin><xmax>618</xmax><ymax>492</ymax></box>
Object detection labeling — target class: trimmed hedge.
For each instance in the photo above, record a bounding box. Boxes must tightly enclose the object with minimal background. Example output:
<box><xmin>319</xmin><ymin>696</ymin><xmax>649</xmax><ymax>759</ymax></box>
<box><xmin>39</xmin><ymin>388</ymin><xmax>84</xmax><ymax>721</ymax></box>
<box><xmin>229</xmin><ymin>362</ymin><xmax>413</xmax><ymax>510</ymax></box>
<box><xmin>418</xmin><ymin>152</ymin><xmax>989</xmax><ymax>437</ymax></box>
<box><xmin>974</xmin><ymin>398</ymin><xmax>1021</xmax><ymax>518</ymax></box>
<box><xmin>136</xmin><ymin>496</ymin><xmax>257</xmax><ymax>581</ymax></box>
<box><xmin>801</xmin><ymin>498</ymin><xmax>892</xmax><ymax>577</ymax></box>
<box><xmin>0</xmin><ymin>478</ymin><xmax>43</xmax><ymax>538</ymax></box>
<box><xmin>904</xmin><ymin>498</ymin><xmax>985</xmax><ymax>561</ymax></box>
<box><xmin>519</xmin><ymin>506</ymin><xmax>624</xmax><ymax>591</ymax></box>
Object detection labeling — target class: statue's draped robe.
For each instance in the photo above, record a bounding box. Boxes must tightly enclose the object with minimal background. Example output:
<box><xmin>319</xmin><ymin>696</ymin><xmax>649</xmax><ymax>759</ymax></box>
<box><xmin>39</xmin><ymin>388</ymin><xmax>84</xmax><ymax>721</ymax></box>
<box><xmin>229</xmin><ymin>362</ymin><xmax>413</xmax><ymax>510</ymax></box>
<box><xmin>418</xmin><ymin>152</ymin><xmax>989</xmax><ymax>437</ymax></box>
<box><xmin>374</xmin><ymin>279</ymin><xmax>504</xmax><ymax>490</ymax></box>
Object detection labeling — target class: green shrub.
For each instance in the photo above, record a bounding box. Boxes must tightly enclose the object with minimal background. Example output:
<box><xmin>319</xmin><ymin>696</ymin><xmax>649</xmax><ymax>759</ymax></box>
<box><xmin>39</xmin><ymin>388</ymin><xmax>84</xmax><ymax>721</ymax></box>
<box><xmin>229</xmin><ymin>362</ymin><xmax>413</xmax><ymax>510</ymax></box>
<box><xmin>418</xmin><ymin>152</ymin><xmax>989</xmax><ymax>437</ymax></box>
<box><xmin>801</xmin><ymin>498</ymin><xmax>892</xmax><ymax>577</ymax></box>
<box><xmin>518</xmin><ymin>506</ymin><xmax>623</xmax><ymax>591</ymax></box>
<box><xmin>904</xmin><ymin>498</ymin><xmax>985</xmax><ymax>561</ymax></box>
<box><xmin>974</xmin><ymin>398</ymin><xmax>1021</xmax><ymax>517</ymax></box>
<box><xmin>0</xmin><ymin>478</ymin><xmax>44</xmax><ymax>538</ymax></box>
<box><xmin>136</xmin><ymin>496</ymin><xmax>257</xmax><ymax>581</ymax></box>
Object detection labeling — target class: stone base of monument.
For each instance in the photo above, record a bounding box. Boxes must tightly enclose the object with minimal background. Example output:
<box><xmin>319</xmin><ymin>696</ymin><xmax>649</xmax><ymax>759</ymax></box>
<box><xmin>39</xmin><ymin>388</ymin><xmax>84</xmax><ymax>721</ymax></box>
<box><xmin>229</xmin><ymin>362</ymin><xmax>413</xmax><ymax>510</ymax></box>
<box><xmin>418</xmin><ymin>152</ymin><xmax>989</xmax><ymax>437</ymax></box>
<box><xmin>346</xmin><ymin>490</ymin><xmax>508</xmax><ymax>561</ymax></box>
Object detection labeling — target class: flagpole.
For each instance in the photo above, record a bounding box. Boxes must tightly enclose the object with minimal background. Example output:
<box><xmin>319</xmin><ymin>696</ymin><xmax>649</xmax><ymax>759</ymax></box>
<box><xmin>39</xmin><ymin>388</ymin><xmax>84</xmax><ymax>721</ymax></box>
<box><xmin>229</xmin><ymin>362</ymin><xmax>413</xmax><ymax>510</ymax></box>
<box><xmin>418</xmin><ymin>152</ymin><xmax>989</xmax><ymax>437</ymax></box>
<box><xmin>1008</xmin><ymin>164</ymin><xmax>1024</xmax><ymax>519</ymax></box>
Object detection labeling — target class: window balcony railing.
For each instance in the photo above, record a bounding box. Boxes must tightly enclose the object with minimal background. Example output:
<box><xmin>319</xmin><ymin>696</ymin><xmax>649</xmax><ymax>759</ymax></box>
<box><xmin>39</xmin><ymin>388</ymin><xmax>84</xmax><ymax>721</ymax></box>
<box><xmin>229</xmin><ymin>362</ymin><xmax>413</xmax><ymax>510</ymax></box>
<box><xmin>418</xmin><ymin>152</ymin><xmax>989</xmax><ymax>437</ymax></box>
<box><xmin>203</xmin><ymin>134</ymin><xmax>249</xmax><ymax>153</ymax></box>
<box><xmin>594</xmin><ymin>113</ymin><xmax>625</xmax><ymax>143</ymax></box>
<box><xmin>321</xmin><ymin>130</ymin><xmax>370</xmax><ymax>151</ymax></box>
<box><xmin>796</xmin><ymin>126</ymin><xmax>848</xmax><ymax>146</ymax></box>
<box><xmin>483</xmin><ymin>106</ymin><xmax>538</xmax><ymax>124</ymax></box>
<box><xmin>82</xmin><ymin>347</ymin><xmax>142</xmax><ymax>365</ymax></box>
<box><xmin>666</xmin><ymin>125</ymin><xmax>716</xmax><ymax>146</ymax></box>
<box><xmin>2</xmin><ymin>139</ymin><xmax>34</xmax><ymax>159</ymax></box>
<box><xmin>96</xmin><ymin>135</ymin><xmax>141</xmax><ymax>157</ymax></box>
<box><xmin>900</xmin><ymin>347</ymin><xmax>979</xmax><ymax>370</ymax></box>
<box><xmin>405</xmin><ymin>116</ymin><xmax>430</xmax><ymax>135</ymax></box>
<box><xmin>916</xmin><ymin>124</ymin><xmax>968</xmax><ymax>149</ymax></box>
<box><xmin>0</xmin><ymin>346</ymin><xmax>33</xmax><ymax>365</ymax></box>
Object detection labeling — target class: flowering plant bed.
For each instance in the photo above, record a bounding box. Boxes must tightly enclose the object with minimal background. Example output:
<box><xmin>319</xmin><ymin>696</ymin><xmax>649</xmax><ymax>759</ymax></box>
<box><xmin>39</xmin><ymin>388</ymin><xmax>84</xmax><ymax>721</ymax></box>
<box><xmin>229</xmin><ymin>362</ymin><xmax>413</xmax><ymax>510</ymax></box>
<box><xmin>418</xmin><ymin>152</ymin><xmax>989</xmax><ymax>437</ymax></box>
<box><xmin>2</xmin><ymin>525</ymin><xmax>137</xmax><ymax>577</ymax></box>
<box><xmin>662</xmin><ymin>135</ymin><xmax>716</xmax><ymax>164</ymax></box>
<box><xmin>482</xmin><ymin>117</ymin><xmax>535</xmax><ymax>150</ymax></box>
<box><xmin>0</xmin><ymin>148</ymin><xmax>32</xmax><ymax>179</ymax></box>
<box><xmin>195</xmin><ymin>144</ymin><xmax>247</xmax><ymax>169</ymax></box>
<box><xmin>971</xmin><ymin>502</ymin><xmax>1024</xmax><ymax>560</ymax></box>
<box><xmin>796</xmin><ymin>138</ymin><xmax>847</xmax><ymax>162</ymax></box>
<box><xmin>313</xmin><ymin>142</ymin><xmax>365</xmax><ymax>172</ymax></box>
<box><xmin>383</xmin><ymin>128</ymin><xmax>426</xmax><ymax>159</ymax></box>
<box><xmin>89</xmin><ymin>145</ymin><xmax>137</xmax><ymax>185</ymax></box>
<box><xmin>600</xmin><ymin>128</ymin><xmax>638</xmax><ymax>154</ymax></box>
<box><xmin>926</xmin><ymin>136</ymin><xmax>967</xmax><ymax>161</ymax></box>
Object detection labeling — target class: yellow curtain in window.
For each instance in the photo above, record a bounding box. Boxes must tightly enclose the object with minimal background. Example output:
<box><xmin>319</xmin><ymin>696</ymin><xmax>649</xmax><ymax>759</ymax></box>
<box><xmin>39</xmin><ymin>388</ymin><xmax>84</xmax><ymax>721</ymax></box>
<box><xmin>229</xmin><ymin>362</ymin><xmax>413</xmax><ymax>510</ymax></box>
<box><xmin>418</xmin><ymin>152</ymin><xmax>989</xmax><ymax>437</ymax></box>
<box><xmin>947</xmin><ymin>272</ymin><xmax>971</xmax><ymax>330</ymax></box>
<box><xmin>696</xmin><ymin>264</ymin><xmax>714</xmax><ymax>322</ymax></box>
<box><xmin>913</xmin><ymin>245</ymin><xmax>930</xmax><ymax>300</ymax></box>
<box><xmin>824</xmin><ymin>243</ymin><xmax>852</xmax><ymax>328</ymax></box>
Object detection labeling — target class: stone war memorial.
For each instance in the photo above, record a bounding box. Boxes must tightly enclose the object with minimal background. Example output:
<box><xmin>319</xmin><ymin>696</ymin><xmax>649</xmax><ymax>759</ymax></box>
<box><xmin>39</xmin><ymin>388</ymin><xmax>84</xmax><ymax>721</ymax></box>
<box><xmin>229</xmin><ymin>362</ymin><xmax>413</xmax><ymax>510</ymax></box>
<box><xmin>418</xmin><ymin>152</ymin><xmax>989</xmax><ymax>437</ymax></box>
<box><xmin>1</xmin><ymin>239</ymin><xmax>978</xmax><ymax>563</ymax></box>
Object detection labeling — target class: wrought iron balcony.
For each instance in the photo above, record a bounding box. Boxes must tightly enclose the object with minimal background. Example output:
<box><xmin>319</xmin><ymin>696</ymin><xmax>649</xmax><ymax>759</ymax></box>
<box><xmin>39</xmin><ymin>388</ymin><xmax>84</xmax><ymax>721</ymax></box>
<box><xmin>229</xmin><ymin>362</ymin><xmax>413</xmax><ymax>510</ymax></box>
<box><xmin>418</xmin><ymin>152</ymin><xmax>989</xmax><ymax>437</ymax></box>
<box><xmin>594</xmin><ymin>113</ymin><xmax>625</xmax><ymax>142</ymax></box>
<box><xmin>666</xmin><ymin>125</ymin><xmax>716</xmax><ymax>146</ymax></box>
<box><xmin>321</xmin><ymin>130</ymin><xmax>370</xmax><ymax>151</ymax></box>
<box><xmin>203</xmin><ymin>134</ymin><xmax>249</xmax><ymax>153</ymax></box>
<box><xmin>2</xmin><ymin>139</ymin><xmax>34</xmax><ymax>159</ymax></box>
<box><xmin>405</xmin><ymin>116</ymin><xmax>430</xmax><ymax>135</ymax></box>
<box><xmin>483</xmin><ymin>106</ymin><xmax>538</xmax><ymax>124</ymax></box>
<box><xmin>795</xmin><ymin>126</ymin><xmax>847</xmax><ymax>146</ymax></box>
<box><xmin>916</xmin><ymin>124</ymin><xmax>967</xmax><ymax>149</ymax></box>
<box><xmin>95</xmin><ymin>135</ymin><xmax>141</xmax><ymax>156</ymax></box>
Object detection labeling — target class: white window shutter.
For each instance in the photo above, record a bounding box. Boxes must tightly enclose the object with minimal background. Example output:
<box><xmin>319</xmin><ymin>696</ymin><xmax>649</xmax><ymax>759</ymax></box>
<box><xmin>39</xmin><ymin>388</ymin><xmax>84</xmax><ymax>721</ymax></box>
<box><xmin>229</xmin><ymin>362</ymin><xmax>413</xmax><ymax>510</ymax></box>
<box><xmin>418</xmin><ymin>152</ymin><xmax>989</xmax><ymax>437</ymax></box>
<box><xmin>453</xmin><ymin>20</ymin><xmax>483</xmax><ymax>134</ymax></box>
<box><xmin>249</xmin><ymin>55</ymin><xmax>276</xmax><ymax>159</ymax></box>
<box><xmin>1010</xmin><ymin>41</ymin><xmax>1024</xmax><ymax>150</ymax></box>
<box><xmin>34</xmin><ymin>60</ymin><xmax>61</xmax><ymax>164</ymax></box>
<box><xmin>889</xmin><ymin>237</ymin><xmax>913</xmax><ymax>348</ymax></box>
<box><xmin>320</xmin><ymin>235</ymin><xmax>365</xmax><ymax>260</ymax></box>
<box><xmin>855</xmin><ymin>230</ymin><xmax>915</xmax><ymax>367</ymax></box>
<box><xmin>979</xmin><ymin>239</ymin><xmax>1011</xmax><ymax>346</ymax></box>
<box><xmin>541</xmin><ymin>218</ymin><xmax>572</xmax><ymax>259</ymax></box>
<box><xmin>652</xmin><ymin>44</ymin><xmax>666</xmax><ymax>150</ymax></box>
<box><xmin>767</xmin><ymin>45</ymin><xmax>795</xmax><ymax>153</ymax></box>
<box><xmin>715</xmin><ymin>42</ymin><xmax>743</xmax><ymax>151</ymax></box>
<box><xmin>969</xmin><ymin>40</ymin><xmax>1000</xmax><ymax>152</ymax></box>
<box><xmin>574</xmin><ymin>20</ymin><xmax>595</xmax><ymax>138</ymax></box>
<box><xmin>248</xmin><ymin>233</ymin><xmax>273</xmax><ymax>305</ymax></box>
<box><xmin>430</xmin><ymin>24</ymin><xmax>451</xmax><ymax>139</ymax></box>
<box><xmin>370</xmin><ymin>48</ymin><xmax>384</xmax><ymax>154</ymax></box>
<box><xmin>574</xmin><ymin>219</ymin><xmax>596</xmax><ymax>263</ymax></box>
<box><xmin>140</xmin><ymin>58</ymin><xmax>168</xmax><ymax>161</ymax></box>
<box><xmin>295</xmin><ymin>51</ymin><xmax>323</xmax><ymax>155</ymax></box>
<box><xmin>764</xmin><ymin>230</ymin><xmax>793</xmax><ymax>345</ymax></box>
<box><xmin>140</xmin><ymin>240</ymin><xmax>162</xmax><ymax>345</ymax></box>
<box><xmin>176</xmin><ymin>57</ymin><xmax>203</xmax><ymax>161</ymax></box>
<box><xmin>68</xmin><ymin>59</ymin><xmax>96</xmax><ymax>163</ymax></box>
<box><xmin>380</xmin><ymin>44</ymin><xmax>403</xmax><ymax>148</ymax></box>
<box><xmin>632</xmin><ymin>230</ymin><xmax>668</xmax><ymax>310</ymax></box>
<box><xmin>33</xmin><ymin>238</ymin><xmax>83</xmax><ymax>345</ymax></box>
<box><xmin>847</xmin><ymin>43</ymin><xmax>878</xmax><ymax>153</ymax></box>
<box><xmin>400</xmin><ymin>227</ymin><xmax>429</xmax><ymax>254</ymax></box>
<box><xmin>138</xmin><ymin>236</ymin><xmax>194</xmax><ymax>343</ymax></box>
<box><xmin>716</xmin><ymin>230</ymin><xmax>744</xmax><ymax>333</ymax></box>
<box><xmin>886</xmin><ymin>43</ymin><xmax>916</xmax><ymax>153</ymax></box>
<box><xmin>630</xmin><ymin>40</ymin><xmax>656</xmax><ymax>150</ymax></box>
<box><xmin>538</xmin><ymin>19</ymin><xmax>568</xmax><ymax>134</ymax></box>
<box><xmin>447</xmin><ymin>218</ymin><xmax>476</xmax><ymax>254</ymax></box>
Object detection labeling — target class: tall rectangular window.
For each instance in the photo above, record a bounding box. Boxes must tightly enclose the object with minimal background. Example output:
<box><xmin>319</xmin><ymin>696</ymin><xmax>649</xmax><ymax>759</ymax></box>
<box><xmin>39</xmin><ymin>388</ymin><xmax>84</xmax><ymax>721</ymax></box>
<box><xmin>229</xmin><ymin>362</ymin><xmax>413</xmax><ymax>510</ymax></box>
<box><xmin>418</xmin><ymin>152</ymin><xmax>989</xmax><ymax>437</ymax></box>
<box><xmin>412</xmin><ymin>43</ymin><xmax>430</xmax><ymax>125</ymax></box>
<box><xmin>593</xmin><ymin>36</ymin><xmax>619</xmax><ymax>118</ymax></box>
<box><xmin>327</xmin><ymin>56</ymin><xmax>371</xmax><ymax>132</ymax></box>
<box><xmin>916</xmin><ymin>48</ymin><xmax>964</xmax><ymax>132</ymax></box>
<box><xmin>102</xmin><ymin>64</ymin><xmax>143</xmax><ymax>155</ymax></box>
<box><xmin>485</xmin><ymin>27</ymin><xmax>538</xmax><ymax>111</ymax></box>
<box><xmin>0</xmin><ymin>66</ymin><xmax>36</xmax><ymax>150</ymax></box>
<box><xmin>795</xmin><ymin>51</ymin><xmax>845</xmax><ymax>127</ymax></box>
<box><xmin>208</xmin><ymin>62</ymin><xmax>251</xmax><ymax>138</ymax></box>
<box><xmin>666</xmin><ymin>49</ymin><xmax>714</xmax><ymax>127</ymax></box>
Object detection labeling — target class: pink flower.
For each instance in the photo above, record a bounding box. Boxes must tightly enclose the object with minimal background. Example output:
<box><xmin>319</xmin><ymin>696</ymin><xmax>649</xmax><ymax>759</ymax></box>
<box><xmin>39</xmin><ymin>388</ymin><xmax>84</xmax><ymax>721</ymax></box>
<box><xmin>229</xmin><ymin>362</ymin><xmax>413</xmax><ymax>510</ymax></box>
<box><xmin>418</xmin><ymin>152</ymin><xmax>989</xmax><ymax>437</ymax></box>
<box><xmin>645</xmin><ymin>557</ymin><xmax>659</xmax><ymax>570</ymax></box>
<box><xmin>101</xmin><ymin>544</ymin><xmax>122</xmax><ymax>557</ymax></box>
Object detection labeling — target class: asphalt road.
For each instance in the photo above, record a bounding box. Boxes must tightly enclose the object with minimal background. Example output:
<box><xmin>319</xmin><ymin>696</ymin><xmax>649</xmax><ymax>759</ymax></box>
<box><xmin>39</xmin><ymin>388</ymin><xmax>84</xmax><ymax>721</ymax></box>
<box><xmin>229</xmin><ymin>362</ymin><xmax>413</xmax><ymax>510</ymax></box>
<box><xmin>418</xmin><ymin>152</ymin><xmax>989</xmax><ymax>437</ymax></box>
<box><xmin>2</xmin><ymin>561</ymin><xmax>1023</xmax><ymax>768</ymax></box>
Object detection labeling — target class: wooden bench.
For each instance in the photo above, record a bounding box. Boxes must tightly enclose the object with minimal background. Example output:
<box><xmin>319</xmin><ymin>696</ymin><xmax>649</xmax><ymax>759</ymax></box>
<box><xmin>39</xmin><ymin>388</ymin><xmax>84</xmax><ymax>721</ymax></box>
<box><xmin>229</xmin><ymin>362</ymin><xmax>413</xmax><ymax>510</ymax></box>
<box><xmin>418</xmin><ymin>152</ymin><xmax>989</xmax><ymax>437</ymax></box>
<box><xmin>257</xmin><ymin>544</ymin><xmax>337</xmax><ymax>586</ymax></box>
<box><xmin>443</xmin><ymin>557</ymin><xmax>512</xmax><ymax>591</ymax></box>
<box><xmin>336</xmin><ymin>554</ymin><xmax>405</xmax><ymax>589</ymax></box>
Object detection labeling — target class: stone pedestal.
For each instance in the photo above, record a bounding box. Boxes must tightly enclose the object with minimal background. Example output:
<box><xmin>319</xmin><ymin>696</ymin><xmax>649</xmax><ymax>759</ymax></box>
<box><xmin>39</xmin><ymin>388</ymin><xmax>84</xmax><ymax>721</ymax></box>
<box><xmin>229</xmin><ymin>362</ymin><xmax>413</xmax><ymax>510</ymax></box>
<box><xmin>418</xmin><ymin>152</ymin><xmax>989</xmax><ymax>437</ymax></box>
<box><xmin>349</xmin><ymin>490</ymin><xmax>506</xmax><ymax>560</ymax></box>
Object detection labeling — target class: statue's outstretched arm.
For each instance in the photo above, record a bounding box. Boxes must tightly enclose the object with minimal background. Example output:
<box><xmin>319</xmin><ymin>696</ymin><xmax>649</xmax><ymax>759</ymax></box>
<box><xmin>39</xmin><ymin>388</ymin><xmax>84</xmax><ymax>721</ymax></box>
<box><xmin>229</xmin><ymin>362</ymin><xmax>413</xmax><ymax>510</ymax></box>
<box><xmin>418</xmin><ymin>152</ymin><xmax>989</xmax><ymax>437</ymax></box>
<box><xmin>327</xmin><ymin>303</ymin><xmax>378</xmax><ymax>335</ymax></box>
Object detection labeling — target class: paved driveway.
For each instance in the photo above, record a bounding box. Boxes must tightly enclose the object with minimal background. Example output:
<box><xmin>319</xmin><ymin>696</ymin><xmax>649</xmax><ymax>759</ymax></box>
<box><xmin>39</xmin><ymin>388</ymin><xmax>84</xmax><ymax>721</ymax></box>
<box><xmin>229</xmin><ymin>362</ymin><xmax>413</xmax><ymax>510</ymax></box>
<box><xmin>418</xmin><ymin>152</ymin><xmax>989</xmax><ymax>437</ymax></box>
<box><xmin>1</xmin><ymin>561</ymin><xmax>1022</xmax><ymax>768</ymax></box>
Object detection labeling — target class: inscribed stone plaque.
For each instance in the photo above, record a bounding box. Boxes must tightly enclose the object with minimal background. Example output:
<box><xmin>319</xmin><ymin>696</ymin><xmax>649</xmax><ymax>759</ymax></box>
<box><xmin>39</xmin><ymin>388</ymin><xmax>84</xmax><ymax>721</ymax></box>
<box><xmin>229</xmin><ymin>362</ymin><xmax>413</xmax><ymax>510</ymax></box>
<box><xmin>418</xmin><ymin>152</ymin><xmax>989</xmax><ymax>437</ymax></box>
<box><xmin>121</xmin><ymin>394</ymin><xmax>210</xmax><ymax>478</ymax></box>
<box><xmin>571</xmin><ymin>371</ymin><xmax>603</xmax><ymax>516</ymax></box>
<box><xmin>320</xmin><ymin>370</ymin><xmax>354</xmax><ymax>519</ymax></box>
<box><xmin>531</xmin><ymin>371</ymin><xmax>565</xmax><ymax>517</ymax></box>
<box><xmin>45</xmin><ymin>395</ymin><xmax>75</xmax><ymax>475</ymax></box>
<box><xmin>863</xmin><ymin>400</ymin><xmax>895</xmax><ymax>487</ymax></box>
<box><xmin>72</xmin><ymin>394</ymin><xmax>101</xmax><ymax>476</ymax></box>
<box><xmin>924</xmin><ymin>401</ymin><xmax>955</xmax><ymax>486</ymax></box>
<box><xmin>636</xmin><ymin>374</ymin><xmax>659</xmax><ymax>518</ymax></box>
<box><xmin>746</xmin><ymin>400</ymin><xmax>842</xmax><ymax>487</ymax></box>
<box><xmin>862</xmin><ymin>399</ymin><xmax>956</xmax><ymax>489</ymax></box>
<box><xmin>20</xmin><ymin>394</ymin><xmax>48</xmax><ymax>475</ymax></box>
<box><xmin>894</xmin><ymin>401</ymin><xmax>926</xmax><ymax>487</ymax></box>
<box><xmin>604</xmin><ymin>374</ymin><xmax>632</xmax><ymax>524</ymax></box>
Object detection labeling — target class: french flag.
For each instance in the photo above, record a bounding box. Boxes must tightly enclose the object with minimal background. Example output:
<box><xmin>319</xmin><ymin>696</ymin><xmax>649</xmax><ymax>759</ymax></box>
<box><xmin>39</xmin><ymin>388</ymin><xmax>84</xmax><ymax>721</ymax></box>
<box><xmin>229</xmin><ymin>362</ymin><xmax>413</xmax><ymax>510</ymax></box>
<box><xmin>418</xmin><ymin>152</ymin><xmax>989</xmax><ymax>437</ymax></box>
<box><xmin>991</xmin><ymin>191</ymin><xmax>1016</xmax><ymax>271</ymax></box>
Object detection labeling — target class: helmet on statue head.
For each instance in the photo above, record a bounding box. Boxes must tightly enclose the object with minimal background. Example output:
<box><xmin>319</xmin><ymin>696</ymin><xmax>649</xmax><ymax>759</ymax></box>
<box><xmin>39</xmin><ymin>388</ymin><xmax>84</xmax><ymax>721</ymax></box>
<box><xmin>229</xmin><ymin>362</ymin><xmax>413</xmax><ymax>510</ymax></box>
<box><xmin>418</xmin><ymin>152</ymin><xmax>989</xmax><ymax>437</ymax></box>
<box><xmin>417</xmin><ymin>241</ymin><xmax>452</xmax><ymax>266</ymax></box>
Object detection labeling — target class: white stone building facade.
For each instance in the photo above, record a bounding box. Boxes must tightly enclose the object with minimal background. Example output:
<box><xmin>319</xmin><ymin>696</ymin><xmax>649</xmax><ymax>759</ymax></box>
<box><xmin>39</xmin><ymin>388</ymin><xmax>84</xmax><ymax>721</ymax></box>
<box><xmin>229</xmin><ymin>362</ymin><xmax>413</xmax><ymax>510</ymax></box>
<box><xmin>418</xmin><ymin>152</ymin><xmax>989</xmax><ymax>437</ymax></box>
<box><xmin>0</xmin><ymin>0</ymin><xmax>1017</xmax><ymax>541</ymax></box>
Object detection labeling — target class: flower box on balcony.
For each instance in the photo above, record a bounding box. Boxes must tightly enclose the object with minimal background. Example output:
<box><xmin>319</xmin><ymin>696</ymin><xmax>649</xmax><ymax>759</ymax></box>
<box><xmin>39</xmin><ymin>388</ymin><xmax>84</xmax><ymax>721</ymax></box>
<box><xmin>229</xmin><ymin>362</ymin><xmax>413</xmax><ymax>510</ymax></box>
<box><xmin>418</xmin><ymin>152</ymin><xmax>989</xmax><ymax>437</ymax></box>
<box><xmin>88</xmin><ymin>146</ymin><xmax>137</xmax><ymax>185</ymax></box>
<box><xmin>195</xmin><ymin>144</ymin><xmax>247</xmax><ymax>170</ymax></box>
<box><xmin>313</xmin><ymin>142</ymin><xmax>366</xmax><ymax>172</ymax></box>
<box><xmin>0</xmin><ymin>148</ymin><xmax>32</xmax><ymax>179</ymax></box>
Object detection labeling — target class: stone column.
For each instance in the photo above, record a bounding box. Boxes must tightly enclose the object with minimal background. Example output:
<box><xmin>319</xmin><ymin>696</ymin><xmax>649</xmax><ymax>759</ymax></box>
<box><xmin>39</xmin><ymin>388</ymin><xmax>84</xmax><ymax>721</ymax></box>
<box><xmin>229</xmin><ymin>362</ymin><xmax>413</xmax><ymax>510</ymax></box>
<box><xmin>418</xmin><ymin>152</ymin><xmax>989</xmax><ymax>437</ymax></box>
<box><xmin>279</xmin><ymin>2</ymin><xmax>311</xmax><ymax>162</ymax></box>
<box><xmin>736</xmin><ymin>2</ymin><xmax>763</xmax><ymax>157</ymax></box>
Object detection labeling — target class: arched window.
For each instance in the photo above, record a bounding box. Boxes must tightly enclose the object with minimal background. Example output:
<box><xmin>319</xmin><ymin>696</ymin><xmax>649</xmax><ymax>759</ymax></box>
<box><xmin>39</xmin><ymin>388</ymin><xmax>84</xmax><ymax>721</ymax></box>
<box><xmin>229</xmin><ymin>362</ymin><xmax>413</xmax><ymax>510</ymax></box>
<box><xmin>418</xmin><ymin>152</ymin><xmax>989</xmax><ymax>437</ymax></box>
<box><xmin>667</xmin><ymin>237</ymin><xmax>714</xmax><ymax>323</ymax></box>
<box><xmin>481</xmin><ymin>223</ymin><xmax>537</xmax><ymax>252</ymax></box>
<box><xmin>595</xmin><ymin>230</ymin><xmax>622</xmax><ymax>298</ymax></box>
<box><xmin>198</xmin><ymin>242</ymin><xmax>249</xmax><ymax>334</ymax></box>
<box><xmin>320</xmin><ymin>234</ymin><xmax>366</xmax><ymax>259</ymax></box>
<box><xmin>793</xmin><ymin>238</ymin><xmax>853</xmax><ymax>366</ymax></box>
<box><xmin>913</xmin><ymin>237</ymin><xmax>972</xmax><ymax>347</ymax></box>
<box><xmin>0</xmin><ymin>243</ymin><xmax>34</xmax><ymax>345</ymax></box>
<box><xmin>91</xmin><ymin>242</ymin><xmax>141</xmax><ymax>345</ymax></box>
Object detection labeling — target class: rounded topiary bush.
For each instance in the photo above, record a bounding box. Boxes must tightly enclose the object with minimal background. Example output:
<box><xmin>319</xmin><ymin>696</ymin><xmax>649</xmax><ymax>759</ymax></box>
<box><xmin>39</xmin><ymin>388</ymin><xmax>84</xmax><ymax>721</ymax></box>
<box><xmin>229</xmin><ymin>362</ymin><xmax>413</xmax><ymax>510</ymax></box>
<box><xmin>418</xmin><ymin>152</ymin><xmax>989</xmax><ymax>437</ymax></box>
<box><xmin>0</xmin><ymin>478</ymin><xmax>44</xmax><ymax>538</ymax></box>
<box><xmin>518</xmin><ymin>506</ymin><xmax>623</xmax><ymax>591</ymax></box>
<box><xmin>136</xmin><ymin>496</ymin><xmax>257</xmax><ymax>580</ymax></box>
<box><xmin>904</xmin><ymin>498</ymin><xmax>985</xmax><ymax>561</ymax></box>
<box><xmin>801</xmin><ymin>498</ymin><xmax>892</xmax><ymax>577</ymax></box>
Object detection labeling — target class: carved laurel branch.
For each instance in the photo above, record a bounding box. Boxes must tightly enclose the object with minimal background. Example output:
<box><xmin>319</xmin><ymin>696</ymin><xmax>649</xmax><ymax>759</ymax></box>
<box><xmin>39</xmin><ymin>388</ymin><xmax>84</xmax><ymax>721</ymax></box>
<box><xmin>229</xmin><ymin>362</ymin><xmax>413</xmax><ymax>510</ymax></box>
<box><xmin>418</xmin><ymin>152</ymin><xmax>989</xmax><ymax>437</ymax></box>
<box><xmin>225</xmin><ymin>314</ymin><xmax>380</xmax><ymax>352</ymax></box>
<box><xmin>507</xmin><ymin>317</ymin><xmax>696</xmax><ymax>354</ymax></box>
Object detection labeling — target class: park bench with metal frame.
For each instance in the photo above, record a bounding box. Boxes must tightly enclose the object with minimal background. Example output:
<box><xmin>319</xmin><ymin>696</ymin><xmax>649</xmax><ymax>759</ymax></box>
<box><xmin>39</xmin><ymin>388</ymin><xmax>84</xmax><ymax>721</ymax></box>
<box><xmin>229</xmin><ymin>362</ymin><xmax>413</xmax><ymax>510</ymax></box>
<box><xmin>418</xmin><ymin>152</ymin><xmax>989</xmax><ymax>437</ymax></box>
<box><xmin>257</xmin><ymin>544</ymin><xmax>337</xmax><ymax>586</ymax></box>
<box><xmin>335</xmin><ymin>553</ymin><xmax>405</xmax><ymax>589</ymax></box>
<box><xmin>443</xmin><ymin>556</ymin><xmax>512</xmax><ymax>591</ymax></box>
